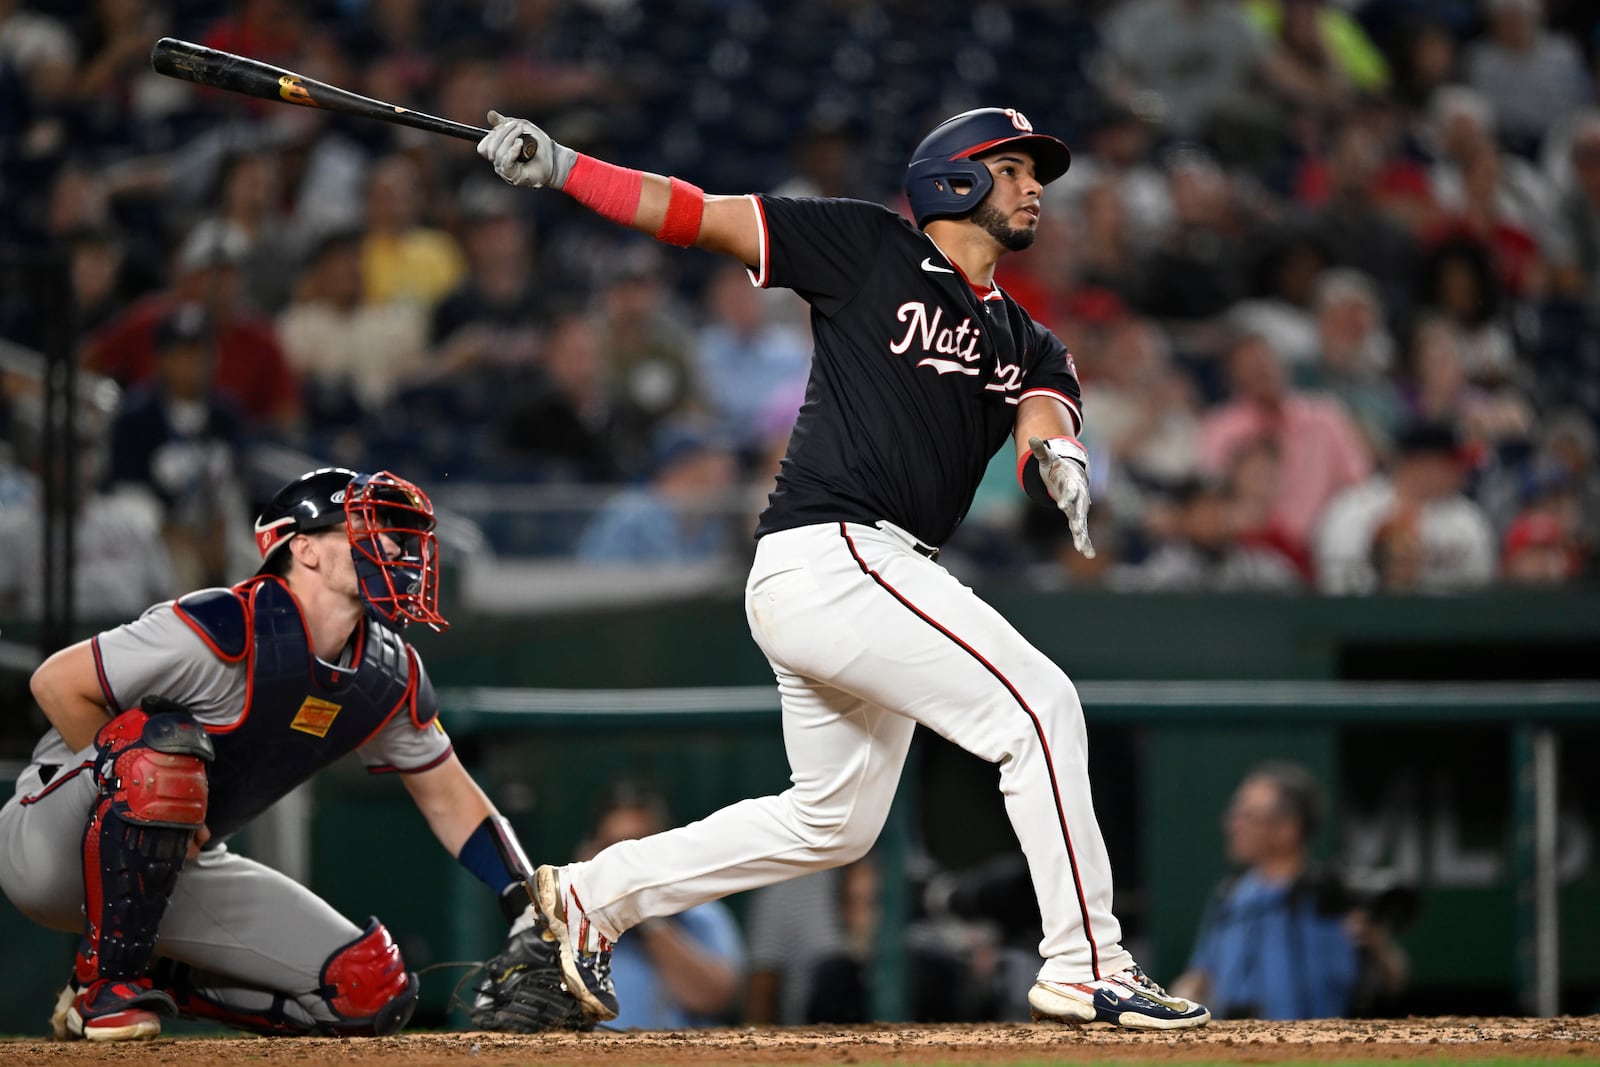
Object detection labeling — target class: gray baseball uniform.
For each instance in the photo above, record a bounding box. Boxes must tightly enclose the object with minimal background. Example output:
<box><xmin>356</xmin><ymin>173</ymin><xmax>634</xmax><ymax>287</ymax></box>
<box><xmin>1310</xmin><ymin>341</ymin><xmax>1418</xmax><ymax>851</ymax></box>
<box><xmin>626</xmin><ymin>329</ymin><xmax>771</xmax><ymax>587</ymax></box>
<box><xmin>0</xmin><ymin>592</ymin><xmax>450</xmax><ymax>1030</ymax></box>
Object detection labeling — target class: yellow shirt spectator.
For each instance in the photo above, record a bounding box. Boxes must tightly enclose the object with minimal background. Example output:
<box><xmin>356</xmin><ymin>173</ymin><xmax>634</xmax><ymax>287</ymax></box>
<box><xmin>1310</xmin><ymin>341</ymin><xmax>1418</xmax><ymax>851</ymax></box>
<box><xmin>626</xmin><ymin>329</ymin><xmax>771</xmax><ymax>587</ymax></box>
<box><xmin>1244</xmin><ymin>0</ymin><xmax>1390</xmax><ymax>94</ymax></box>
<box><xmin>361</xmin><ymin>228</ymin><xmax>467</xmax><ymax>310</ymax></box>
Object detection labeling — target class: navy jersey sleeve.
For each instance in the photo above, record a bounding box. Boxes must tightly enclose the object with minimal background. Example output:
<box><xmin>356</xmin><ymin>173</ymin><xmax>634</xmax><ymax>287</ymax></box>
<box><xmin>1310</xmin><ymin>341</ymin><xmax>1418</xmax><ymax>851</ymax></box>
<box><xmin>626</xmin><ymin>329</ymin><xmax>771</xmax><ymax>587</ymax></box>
<box><xmin>749</xmin><ymin>196</ymin><xmax>896</xmax><ymax>317</ymax></box>
<box><xmin>1017</xmin><ymin>318</ymin><xmax>1084</xmax><ymax>436</ymax></box>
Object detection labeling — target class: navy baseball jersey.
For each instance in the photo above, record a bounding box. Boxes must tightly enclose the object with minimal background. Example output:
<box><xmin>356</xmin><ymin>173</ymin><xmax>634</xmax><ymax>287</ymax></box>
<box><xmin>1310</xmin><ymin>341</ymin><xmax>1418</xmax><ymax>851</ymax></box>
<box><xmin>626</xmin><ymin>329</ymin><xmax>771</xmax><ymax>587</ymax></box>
<box><xmin>748</xmin><ymin>196</ymin><xmax>1083</xmax><ymax>547</ymax></box>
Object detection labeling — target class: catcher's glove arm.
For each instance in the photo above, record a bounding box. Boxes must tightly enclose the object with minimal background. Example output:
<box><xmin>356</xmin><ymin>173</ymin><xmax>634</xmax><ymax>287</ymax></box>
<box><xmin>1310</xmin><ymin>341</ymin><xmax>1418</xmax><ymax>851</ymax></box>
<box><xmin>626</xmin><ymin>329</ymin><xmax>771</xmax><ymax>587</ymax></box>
<box><xmin>443</xmin><ymin>814</ymin><xmax>591</xmax><ymax>1031</ymax></box>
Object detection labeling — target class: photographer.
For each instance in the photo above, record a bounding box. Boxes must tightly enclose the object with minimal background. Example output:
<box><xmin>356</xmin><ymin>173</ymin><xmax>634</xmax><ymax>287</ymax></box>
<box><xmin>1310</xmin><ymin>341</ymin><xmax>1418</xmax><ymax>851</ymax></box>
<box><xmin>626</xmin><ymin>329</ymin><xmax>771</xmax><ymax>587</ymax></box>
<box><xmin>1171</xmin><ymin>761</ymin><xmax>1410</xmax><ymax>1019</ymax></box>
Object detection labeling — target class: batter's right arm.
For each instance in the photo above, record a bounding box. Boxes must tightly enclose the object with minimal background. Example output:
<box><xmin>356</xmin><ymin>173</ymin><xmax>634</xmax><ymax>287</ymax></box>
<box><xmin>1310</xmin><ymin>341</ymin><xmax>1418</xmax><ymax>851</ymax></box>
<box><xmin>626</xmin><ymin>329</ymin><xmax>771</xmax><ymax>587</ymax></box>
<box><xmin>476</xmin><ymin>112</ymin><xmax>761</xmax><ymax>267</ymax></box>
<box><xmin>31</xmin><ymin>640</ymin><xmax>115</xmax><ymax>752</ymax></box>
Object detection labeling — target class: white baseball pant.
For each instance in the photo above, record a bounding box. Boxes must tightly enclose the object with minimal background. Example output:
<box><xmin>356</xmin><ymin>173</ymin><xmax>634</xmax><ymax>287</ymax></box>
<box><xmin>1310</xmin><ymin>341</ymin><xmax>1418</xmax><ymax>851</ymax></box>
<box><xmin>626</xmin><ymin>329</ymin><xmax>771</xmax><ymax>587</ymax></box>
<box><xmin>564</xmin><ymin>520</ymin><xmax>1132</xmax><ymax>983</ymax></box>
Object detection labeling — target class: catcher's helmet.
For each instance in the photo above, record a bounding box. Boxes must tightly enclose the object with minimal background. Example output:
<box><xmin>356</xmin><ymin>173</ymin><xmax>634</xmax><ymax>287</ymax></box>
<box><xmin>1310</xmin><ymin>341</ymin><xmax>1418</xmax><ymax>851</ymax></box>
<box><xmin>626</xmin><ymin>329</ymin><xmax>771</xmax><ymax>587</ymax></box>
<box><xmin>905</xmin><ymin>107</ymin><xmax>1072</xmax><ymax>228</ymax></box>
<box><xmin>254</xmin><ymin>467</ymin><xmax>361</xmax><ymax>563</ymax></box>
<box><xmin>254</xmin><ymin>467</ymin><xmax>448</xmax><ymax>633</ymax></box>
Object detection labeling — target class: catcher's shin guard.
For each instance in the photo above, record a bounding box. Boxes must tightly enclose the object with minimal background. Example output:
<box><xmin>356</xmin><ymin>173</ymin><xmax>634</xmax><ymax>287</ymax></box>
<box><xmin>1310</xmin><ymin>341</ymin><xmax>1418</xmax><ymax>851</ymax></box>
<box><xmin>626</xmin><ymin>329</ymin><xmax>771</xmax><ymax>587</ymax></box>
<box><xmin>77</xmin><ymin>704</ymin><xmax>213</xmax><ymax>985</ymax></box>
<box><xmin>316</xmin><ymin>918</ymin><xmax>418</xmax><ymax>1036</ymax></box>
<box><xmin>146</xmin><ymin>921</ymin><xmax>416</xmax><ymax>1038</ymax></box>
<box><xmin>148</xmin><ymin>959</ymin><xmax>327</xmax><ymax>1037</ymax></box>
<box><xmin>149</xmin><ymin>958</ymin><xmax>313</xmax><ymax>1036</ymax></box>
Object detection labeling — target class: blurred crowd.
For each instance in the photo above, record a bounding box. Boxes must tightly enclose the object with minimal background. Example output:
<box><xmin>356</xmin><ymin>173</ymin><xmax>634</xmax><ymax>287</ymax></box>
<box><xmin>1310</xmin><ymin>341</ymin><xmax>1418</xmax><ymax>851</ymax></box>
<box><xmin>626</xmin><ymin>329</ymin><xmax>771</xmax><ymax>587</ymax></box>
<box><xmin>1</xmin><ymin>0</ymin><xmax>1599</xmax><ymax>614</ymax></box>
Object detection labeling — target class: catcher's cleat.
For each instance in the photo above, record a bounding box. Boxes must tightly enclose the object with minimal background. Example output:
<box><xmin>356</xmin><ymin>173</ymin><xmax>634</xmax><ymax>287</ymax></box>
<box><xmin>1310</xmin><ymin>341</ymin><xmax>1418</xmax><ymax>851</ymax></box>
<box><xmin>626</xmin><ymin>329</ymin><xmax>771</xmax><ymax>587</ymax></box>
<box><xmin>59</xmin><ymin>977</ymin><xmax>176</xmax><ymax>1041</ymax></box>
<box><xmin>533</xmin><ymin>865</ymin><xmax>618</xmax><ymax>1021</ymax></box>
<box><xmin>1029</xmin><ymin>965</ymin><xmax>1210</xmax><ymax>1030</ymax></box>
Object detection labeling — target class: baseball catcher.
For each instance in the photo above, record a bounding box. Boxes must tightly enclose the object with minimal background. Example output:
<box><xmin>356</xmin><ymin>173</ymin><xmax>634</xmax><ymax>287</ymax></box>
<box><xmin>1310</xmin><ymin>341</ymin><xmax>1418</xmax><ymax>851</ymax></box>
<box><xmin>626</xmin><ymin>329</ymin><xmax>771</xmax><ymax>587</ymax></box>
<box><xmin>0</xmin><ymin>467</ymin><xmax>576</xmax><ymax>1039</ymax></box>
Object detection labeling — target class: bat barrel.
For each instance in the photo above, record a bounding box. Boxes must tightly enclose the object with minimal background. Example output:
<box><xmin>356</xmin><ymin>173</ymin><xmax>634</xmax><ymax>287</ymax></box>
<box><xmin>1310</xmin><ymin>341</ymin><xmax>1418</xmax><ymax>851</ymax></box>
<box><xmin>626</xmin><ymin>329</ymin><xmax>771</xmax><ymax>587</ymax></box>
<box><xmin>150</xmin><ymin>37</ymin><xmax>490</xmax><ymax>145</ymax></box>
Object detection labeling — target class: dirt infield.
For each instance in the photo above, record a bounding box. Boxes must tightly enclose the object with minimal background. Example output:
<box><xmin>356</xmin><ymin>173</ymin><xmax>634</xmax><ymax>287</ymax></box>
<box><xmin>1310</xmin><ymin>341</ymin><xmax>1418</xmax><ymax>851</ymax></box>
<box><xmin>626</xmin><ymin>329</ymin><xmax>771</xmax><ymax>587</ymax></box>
<box><xmin>4</xmin><ymin>1017</ymin><xmax>1599</xmax><ymax>1067</ymax></box>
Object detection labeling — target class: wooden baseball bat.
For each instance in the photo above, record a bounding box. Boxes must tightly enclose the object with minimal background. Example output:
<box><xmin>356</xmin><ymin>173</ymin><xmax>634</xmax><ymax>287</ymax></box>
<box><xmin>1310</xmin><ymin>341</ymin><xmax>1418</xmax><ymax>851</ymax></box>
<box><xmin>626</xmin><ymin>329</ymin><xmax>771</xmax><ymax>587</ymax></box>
<box><xmin>149</xmin><ymin>37</ymin><xmax>534</xmax><ymax>157</ymax></box>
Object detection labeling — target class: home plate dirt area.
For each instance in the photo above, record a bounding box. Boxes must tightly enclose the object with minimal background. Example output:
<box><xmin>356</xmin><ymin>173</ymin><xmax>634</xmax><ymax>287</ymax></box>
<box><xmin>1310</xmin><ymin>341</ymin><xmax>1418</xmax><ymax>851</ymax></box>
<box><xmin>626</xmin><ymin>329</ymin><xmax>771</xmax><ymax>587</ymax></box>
<box><xmin>3</xmin><ymin>1017</ymin><xmax>1598</xmax><ymax>1067</ymax></box>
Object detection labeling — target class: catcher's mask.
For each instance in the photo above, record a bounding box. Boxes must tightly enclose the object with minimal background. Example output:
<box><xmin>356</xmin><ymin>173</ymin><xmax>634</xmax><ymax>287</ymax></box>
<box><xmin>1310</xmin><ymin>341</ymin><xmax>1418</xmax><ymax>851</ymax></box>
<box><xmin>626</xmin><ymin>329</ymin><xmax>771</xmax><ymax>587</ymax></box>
<box><xmin>904</xmin><ymin>106</ymin><xmax>1072</xmax><ymax>229</ymax></box>
<box><xmin>254</xmin><ymin>467</ymin><xmax>449</xmax><ymax>634</ymax></box>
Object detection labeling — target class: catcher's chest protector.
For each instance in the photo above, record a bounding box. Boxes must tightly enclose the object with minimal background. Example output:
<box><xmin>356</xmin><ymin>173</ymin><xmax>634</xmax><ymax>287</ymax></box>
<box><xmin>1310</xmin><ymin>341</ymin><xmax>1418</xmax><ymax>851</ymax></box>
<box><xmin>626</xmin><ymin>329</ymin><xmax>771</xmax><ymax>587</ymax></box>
<box><xmin>177</xmin><ymin>578</ymin><xmax>415</xmax><ymax>842</ymax></box>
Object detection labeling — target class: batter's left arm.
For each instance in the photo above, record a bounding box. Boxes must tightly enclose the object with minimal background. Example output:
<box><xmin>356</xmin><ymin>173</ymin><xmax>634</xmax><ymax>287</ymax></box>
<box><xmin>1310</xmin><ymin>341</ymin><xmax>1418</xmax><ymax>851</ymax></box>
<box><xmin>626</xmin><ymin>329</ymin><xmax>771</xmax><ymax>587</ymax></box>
<box><xmin>1014</xmin><ymin>394</ymin><xmax>1095</xmax><ymax>558</ymax></box>
<box><xmin>1013</xmin><ymin>394</ymin><xmax>1079</xmax><ymax>457</ymax></box>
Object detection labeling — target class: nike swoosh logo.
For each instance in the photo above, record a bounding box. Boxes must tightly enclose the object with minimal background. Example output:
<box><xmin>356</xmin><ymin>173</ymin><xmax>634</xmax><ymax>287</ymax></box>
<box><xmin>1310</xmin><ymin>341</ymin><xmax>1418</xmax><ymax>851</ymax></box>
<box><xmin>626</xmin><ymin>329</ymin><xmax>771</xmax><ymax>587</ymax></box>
<box><xmin>918</xmin><ymin>357</ymin><xmax>979</xmax><ymax>376</ymax></box>
<box><xmin>920</xmin><ymin>257</ymin><xmax>955</xmax><ymax>274</ymax></box>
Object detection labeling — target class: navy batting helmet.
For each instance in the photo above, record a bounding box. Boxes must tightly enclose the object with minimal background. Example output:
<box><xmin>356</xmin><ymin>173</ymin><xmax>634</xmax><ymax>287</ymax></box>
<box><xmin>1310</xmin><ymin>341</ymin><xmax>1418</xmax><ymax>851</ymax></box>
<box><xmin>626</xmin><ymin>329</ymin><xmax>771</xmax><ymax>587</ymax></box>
<box><xmin>905</xmin><ymin>107</ymin><xmax>1072</xmax><ymax>228</ymax></box>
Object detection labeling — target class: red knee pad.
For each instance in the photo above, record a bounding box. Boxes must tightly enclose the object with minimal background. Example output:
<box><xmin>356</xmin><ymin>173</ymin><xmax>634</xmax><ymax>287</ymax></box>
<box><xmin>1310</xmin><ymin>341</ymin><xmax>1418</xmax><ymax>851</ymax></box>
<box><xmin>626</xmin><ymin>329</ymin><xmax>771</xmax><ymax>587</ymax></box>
<box><xmin>113</xmin><ymin>749</ymin><xmax>209</xmax><ymax>826</ymax></box>
<box><xmin>94</xmin><ymin>705</ymin><xmax>212</xmax><ymax>828</ymax></box>
<box><xmin>321</xmin><ymin>919</ymin><xmax>416</xmax><ymax>1028</ymax></box>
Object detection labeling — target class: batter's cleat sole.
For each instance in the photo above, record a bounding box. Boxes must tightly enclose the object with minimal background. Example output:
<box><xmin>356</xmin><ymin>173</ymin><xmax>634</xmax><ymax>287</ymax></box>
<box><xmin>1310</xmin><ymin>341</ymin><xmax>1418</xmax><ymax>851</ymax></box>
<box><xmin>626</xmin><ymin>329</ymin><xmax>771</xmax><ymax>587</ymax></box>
<box><xmin>1029</xmin><ymin>965</ymin><xmax>1210</xmax><ymax>1030</ymax></box>
<box><xmin>533</xmin><ymin>865</ymin><xmax>619</xmax><ymax>1022</ymax></box>
<box><xmin>64</xmin><ymin>978</ymin><xmax>176</xmax><ymax>1041</ymax></box>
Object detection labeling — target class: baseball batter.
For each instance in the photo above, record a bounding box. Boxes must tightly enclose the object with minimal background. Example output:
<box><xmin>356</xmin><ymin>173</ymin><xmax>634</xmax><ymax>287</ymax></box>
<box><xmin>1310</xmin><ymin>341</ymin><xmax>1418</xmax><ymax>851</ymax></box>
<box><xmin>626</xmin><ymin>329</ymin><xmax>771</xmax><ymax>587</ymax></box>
<box><xmin>0</xmin><ymin>468</ymin><xmax>550</xmax><ymax>1040</ymax></box>
<box><xmin>473</xmin><ymin>107</ymin><xmax>1210</xmax><ymax>1030</ymax></box>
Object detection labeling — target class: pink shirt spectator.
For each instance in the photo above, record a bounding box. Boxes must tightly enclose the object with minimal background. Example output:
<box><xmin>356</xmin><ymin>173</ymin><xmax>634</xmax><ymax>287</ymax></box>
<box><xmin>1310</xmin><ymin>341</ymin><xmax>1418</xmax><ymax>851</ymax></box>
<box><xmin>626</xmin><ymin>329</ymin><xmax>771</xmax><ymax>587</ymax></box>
<box><xmin>1200</xmin><ymin>395</ymin><xmax>1372</xmax><ymax>554</ymax></box>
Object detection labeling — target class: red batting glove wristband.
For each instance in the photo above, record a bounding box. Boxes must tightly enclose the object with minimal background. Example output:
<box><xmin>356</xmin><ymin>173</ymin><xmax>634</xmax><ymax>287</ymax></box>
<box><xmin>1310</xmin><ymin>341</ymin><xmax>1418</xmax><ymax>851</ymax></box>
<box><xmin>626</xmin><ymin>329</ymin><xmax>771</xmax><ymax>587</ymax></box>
<box><xmin>563</xmin><ymin>156</ymin><xmax>705</xmax><ymax>247</ymax></box>
<box><xmin>1018</xmin><ymin>435</ymin><xmax>1088</xmax><ymax>508</ymax></box>
<box><xmin>656</xmin><ymin>177</ymin><xmax>706</xmax><ymax>247</ymax></box>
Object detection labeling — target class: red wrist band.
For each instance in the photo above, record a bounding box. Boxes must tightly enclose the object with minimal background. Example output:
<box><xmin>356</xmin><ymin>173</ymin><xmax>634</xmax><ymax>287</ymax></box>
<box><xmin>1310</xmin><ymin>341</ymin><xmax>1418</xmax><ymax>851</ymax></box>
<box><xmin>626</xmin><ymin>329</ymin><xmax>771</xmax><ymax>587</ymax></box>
<box><xmin>655</xmin><ymin>177</ymin><xmax>706</xmax><ymax>247</ymax></box>
<box><xmin>1019</xmin><ymin>451</ymin><xmax>1053</xmax><ymax>507</ymax></box>
<box><xmin>1016</xmin><ymin>449</ymin><xmax>1034</xmax><ymax>491</ymax></box>
<box><xmin>565</xmin><ymin>153</ymin><xmax>645</xmax><ymax>226</ymax></box>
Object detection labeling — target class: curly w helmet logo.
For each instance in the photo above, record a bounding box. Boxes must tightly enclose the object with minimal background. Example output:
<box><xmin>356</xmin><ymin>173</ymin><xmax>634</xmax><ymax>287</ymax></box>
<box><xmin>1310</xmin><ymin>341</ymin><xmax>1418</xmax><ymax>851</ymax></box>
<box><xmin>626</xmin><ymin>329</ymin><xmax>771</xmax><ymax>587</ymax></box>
<box><xmin>1005</xmin><ymin>108</ymin><xmax>1033</xmax><ymax>132</ymax></box>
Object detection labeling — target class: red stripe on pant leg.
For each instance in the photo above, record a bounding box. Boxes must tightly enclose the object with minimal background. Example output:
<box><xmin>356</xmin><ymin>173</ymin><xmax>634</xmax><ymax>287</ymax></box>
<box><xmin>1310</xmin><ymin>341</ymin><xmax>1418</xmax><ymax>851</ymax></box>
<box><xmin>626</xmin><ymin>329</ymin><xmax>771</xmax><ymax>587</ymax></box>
<box><xmin>836</xmin><ymin>523</ymin><xmax>1101</xmax><ymax>977</ymax></box>
<box><xmin>20</xmin><ymin>761</ymin><xmax>93</xmax><ymax>805</ymax></box>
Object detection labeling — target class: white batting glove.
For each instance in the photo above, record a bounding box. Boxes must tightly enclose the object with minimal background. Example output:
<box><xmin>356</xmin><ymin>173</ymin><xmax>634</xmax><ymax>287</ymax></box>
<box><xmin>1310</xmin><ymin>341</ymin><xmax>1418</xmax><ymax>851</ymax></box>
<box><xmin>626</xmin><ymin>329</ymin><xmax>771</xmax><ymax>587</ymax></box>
<box><xmin>1029</xmin><ymin>436</ymin><xmax>1095</xmax><ymax>559</ymax></box>
<box><xmin>477</xmin><ymin>111</ymin><xmax>576</xmax><ymax>191</ymax></box>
